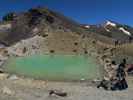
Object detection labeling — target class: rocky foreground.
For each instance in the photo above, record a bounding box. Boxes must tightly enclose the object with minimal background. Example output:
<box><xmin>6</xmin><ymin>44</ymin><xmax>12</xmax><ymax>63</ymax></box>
<box><xmin>0</xmin><ymin>73</ymin><xmax>133</xmax><ymax>100</ymax></box>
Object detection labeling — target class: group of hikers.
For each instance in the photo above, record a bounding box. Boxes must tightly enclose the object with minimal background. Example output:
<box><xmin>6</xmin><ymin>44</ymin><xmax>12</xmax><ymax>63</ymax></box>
<box><xmin>114</xmin><ymin>36</ymin><xmax>133</xmax><ymax>46</ymax></box>
<box><xmin>97</xmin><ymin>59</ymin><xmax>128</xmax><ymax>91</ymax></box>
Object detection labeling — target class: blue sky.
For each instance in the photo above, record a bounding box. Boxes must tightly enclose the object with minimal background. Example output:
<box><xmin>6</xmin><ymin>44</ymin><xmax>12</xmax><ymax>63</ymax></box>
<box><xmin>0</xmin><ymin>0</ymin><xmax>133</xmax><ymax>26</ymax></box>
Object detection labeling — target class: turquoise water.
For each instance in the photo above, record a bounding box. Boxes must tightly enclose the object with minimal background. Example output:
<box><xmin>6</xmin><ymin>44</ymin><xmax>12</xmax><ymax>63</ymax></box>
<box><xmin>3</xmin><ymin>55</ymin><xmax>102</xmax><ymax>81</ymax></box>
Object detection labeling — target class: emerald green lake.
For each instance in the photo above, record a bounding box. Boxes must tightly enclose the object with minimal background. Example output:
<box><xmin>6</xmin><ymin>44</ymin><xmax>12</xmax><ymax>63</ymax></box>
<box><xmin>3</xmin><ymin>55</ymin><xmax>102</xmax><ymax>81</ymax></box>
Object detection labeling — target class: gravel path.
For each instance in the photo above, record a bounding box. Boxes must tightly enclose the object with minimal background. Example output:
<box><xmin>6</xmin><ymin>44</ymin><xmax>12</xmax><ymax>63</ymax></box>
<box><xmin>0</xmin><ymin>74</ymin><xmax>133</xmax><ymax>100</ymax></box>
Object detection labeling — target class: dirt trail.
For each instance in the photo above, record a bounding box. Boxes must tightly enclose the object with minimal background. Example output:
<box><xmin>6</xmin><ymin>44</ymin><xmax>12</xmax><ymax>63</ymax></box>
<box><xmin>0</xmin><ymin>74</ymin><xmax>133</xmax><ymax>100</ymax></box>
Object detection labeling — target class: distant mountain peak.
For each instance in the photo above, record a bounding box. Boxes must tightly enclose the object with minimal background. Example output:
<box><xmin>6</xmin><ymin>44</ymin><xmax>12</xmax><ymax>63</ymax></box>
<box><xmin>105</xmin><ymin>20</ymin><xmax>116</xmax><ymax>27</ymax></box>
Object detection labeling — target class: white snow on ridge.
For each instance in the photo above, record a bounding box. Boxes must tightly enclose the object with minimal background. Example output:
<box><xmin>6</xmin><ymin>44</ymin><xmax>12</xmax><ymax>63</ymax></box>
<box><xmin>106</xmin><ymin>21</ymin><xmax>116</xmax><ymax>27</ymax></box>
<box><xmin>85</xmin><ymin>25</ymin><xmax>90</xmax><ymax>29</ymax></box>
<box><xmin>119</xmin><ymin>27</ymin><xmax>131</xmax><ymax>36</ymax></box>
<box><xmin>0</xmin><ymin>24</ymin><xmax>11</xmax><ymax>30</ymax></box>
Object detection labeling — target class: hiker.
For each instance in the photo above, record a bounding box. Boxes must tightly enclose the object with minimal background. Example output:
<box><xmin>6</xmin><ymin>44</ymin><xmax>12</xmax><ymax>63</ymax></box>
<box><xmin>111</xmin><ymin>59</ymin><xmax>128</xmax><ymax>90</ymax></box>
<box><xmin>98</xmin><ymin>59</ymin><xmax>128</xmax><ymax>91</ymax></box>
<box><xmin>129</xmin><ymin>36</ymin><xmax>133</xmax><ymax>43</ymax></box>
<box><xmin>119</xmin><ymin>59</ymin><xmax>127</xmax><ymax>69</ymax></box>
<box><xmin>116</xmin><ymin>66</ymin><xmax>127</xmax><ymax>90</ymax></box>
<box><xmin>115</xmin><ymin>40</ymin><xmax>119</xmax><ymax>46</ymax></box>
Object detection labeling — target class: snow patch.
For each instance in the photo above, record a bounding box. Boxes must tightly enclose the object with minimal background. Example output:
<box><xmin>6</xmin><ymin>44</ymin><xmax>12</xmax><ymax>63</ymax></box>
<box><xmin>0</xmin><ymin>24</ymin><xmax>11</xmax><ymax>30</ymax></box>
<box><xmin>119</xmin><ymin>27</ymin><xmax>131</xmax><ymax>36</ymax></box>
<box><xmin>85</xmin><ymin>25</ymin><xmax>90</xmax><ymax>29</ymax></box>
<box><xmin>105</xmin><ymin>21</ymin><xmax>116</xmax><ymax>27</ymax></box>
<box><xmin>104</xmin><ymin>28</ymin><xmax>110</xmax><ymax>32</ymax></box>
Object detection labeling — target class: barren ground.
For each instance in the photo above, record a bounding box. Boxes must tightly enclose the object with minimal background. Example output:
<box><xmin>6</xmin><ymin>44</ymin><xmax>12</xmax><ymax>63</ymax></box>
<box><xmin>0</xmin><ymin>73</ymin><xmax>133</xmax><ymax>100</ymax></box>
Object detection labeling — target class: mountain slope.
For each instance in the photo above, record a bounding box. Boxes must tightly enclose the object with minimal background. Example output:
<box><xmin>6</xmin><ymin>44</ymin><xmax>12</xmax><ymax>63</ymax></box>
<box><xmin>0</xmin><ymin>7</ymin><xmax>85</xmax><ymax>46</ymax></box>
<box><xmin>83</xmin><ymin>20</ymin><xmax>133</xmax><ymax>43</ymax></box>
<box><xmin>0</xmin><ymin>7</ymin><xmax>133</xmax><ymax>46</ymax></box>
